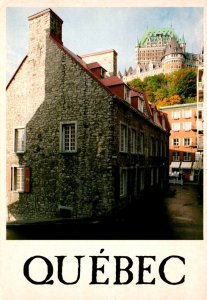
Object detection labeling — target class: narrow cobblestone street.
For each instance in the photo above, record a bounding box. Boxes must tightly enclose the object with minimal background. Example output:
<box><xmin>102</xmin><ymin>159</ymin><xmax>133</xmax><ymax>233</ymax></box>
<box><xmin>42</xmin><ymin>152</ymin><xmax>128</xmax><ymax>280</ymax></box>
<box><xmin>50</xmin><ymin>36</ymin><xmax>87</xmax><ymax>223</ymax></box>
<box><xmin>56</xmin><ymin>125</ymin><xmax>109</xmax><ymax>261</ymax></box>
<box><xmin>162</xmin><ymin>183</ymin><xmax>203</xmax><ymax>239</ymax></box>
<box><xmin>7</xmin><ymin>183</ymin><xmax>203</xmax><ymax>240</ymax></box>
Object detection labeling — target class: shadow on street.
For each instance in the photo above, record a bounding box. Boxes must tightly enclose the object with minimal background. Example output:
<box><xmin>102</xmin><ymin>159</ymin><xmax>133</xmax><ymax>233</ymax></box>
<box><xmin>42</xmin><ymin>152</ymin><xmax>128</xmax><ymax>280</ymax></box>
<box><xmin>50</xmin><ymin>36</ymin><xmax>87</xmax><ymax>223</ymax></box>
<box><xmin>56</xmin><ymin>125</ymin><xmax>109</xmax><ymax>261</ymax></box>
<box><xmin>7</xmin><ymin>184</ymin><xmax>203</xmax><ymax>240</ymax></box>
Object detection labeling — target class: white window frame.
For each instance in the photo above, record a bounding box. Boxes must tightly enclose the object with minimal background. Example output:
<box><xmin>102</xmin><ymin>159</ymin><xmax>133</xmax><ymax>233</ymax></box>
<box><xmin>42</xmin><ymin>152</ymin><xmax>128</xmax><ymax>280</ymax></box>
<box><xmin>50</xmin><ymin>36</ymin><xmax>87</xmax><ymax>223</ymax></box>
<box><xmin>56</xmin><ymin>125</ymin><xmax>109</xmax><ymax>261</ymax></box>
<box><xmin>120</xmin><ymin>168</ymin><xmax>127</xmax><ymax>197</ymax></box>
<box><xmin>120</xmin><ymin>122</ymin><xmax>128</xmax><ymax>153</ymax></box>
<box><xmin>14</xmin><ymin>127</ymin><xmax>26</xmax><ymax>153</ymax></box>
<box><xmin>173</xmin><ymin>152</ymin><xmax>180</xmax><ymax>161</ymax></box>
<box><xmin>171</xmin><ymin>111</ymin><xmax>180</xmax><ymax>120</ymax></box>
<box><xmin>131</xmin><ymin>128</ymin><xmax>137</xmax><ymax>154</ymax></box>
<box><xmin>60</xmin><ymin>121</ymin><xmax>77</xmax><ymax>153</ymax></box>
<box><xmin>172</xmin><ymin>122</ymin><xmax>180</xmax><ymax>131</ymax></box>
<box><xmin>182</xmin><ymin>110</ymin><xmax>192</xmax><ymax>119</ymax></box>
<box><xmin>124</xmin><ymin>86</ymin><xmax>131</xmax><ymax>103</ymax></box>
<box><xmin>139</xmin><ymin>132</ymin><xmax>144</xmax><ymax>154</ymax></box>
<box><xmin>172</xmin><ymin>138</ymin><xmax>180</xmax><ymax>147</ymax></box>
<box><xmin>11</xmin><ymin>165</ymin><xmax>25</xmax><ymax>193</ymax></box>
<box><xmin>138</xmin><ymin>98</ymin><xmax>144</xmax><ymax>112</ymax></box>
<box><xmin>182</xmin><ymin>122</ymin><xmax>192</xmax><ymax>131</ymax></box>
<box><xmin>183</xmin><ymin>138</ymin><xmax>191</xmax><ymax>146</ymax></box>
<box><xmin>183</xmin><ymin>152</ymin><xmax>191</xmax><ymax>161</ymax></box>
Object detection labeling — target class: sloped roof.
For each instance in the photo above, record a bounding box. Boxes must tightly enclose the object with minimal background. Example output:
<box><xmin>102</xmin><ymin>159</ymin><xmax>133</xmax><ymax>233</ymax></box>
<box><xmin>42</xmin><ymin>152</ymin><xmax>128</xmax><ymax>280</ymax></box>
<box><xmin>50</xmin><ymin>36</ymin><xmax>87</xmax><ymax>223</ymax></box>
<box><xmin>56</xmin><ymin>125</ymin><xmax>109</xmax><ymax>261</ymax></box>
<box><xmin>163</xmin><ymin>36</ymin><xmax>185</xmax><ymax>57</ymax></box>
<box><xmin>101</xmin><ymin>76</ymin><xmax>124</xmax><ymax>87</ymax></box>
<box><xmin>139</xmin><ymin>27</ymin><xmax>184</xmax><ymax>47</ymax></box>
<box><xmin>7</xmin><ymin>32</ymin><xmax>169</xmax><ymax>133</ymax></box>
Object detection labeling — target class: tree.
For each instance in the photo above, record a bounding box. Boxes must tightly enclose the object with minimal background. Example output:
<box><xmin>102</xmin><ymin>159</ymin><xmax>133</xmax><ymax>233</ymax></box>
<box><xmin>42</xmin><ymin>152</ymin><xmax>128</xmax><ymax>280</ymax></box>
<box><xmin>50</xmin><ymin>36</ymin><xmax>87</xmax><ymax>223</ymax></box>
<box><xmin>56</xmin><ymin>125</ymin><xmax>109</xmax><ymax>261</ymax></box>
<box><xmin>128</xmin><ymin>68</ymin><xmax>197</xmax><ymax>107</ymax></box>
<box><xmin>157</xmin><ymin>95</ymin><xmax>182</xmax><ymax>109</ymax></box>
<box><xmin>127</xmin><ymin>78</ymin><xmax>145</xmax><ymax>91</ymax></box>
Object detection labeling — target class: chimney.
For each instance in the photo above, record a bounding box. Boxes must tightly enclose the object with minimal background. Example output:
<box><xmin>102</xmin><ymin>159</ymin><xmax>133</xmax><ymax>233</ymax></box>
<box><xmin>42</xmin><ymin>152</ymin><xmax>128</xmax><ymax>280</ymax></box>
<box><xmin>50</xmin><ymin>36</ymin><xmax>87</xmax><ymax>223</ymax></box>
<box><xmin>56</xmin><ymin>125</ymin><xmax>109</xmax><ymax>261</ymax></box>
<box><xmin>28</xmin><ymin>8</ymin><xmax>63</xmax><ymax>60</ymax></box>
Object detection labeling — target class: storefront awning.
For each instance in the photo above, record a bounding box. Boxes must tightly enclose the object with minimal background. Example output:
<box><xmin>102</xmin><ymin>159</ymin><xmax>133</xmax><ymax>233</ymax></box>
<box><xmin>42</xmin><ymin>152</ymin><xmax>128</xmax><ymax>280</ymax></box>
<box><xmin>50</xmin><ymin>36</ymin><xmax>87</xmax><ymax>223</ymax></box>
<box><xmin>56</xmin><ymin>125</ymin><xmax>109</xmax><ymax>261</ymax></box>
<box><xmin>180</xmin><ymin>162</ymin><xmax>192</xmax><ymax>169</ymax></box>
<box><xmin>192</xmin><ymin>162</ymin><xmax>202</xmax><ymax>170</ymax></box>
<box><xmin>170</xmin><ymin>162</ymin><xmax>180</xmax><ymax>169</ymax></box>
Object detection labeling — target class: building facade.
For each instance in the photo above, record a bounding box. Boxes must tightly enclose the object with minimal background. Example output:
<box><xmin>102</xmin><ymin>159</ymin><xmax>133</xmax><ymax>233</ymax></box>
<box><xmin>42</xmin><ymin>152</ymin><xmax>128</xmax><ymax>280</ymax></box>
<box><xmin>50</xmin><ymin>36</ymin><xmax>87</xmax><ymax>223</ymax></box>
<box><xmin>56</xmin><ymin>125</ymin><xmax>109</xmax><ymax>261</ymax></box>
<box><xmin>123</xmin><ymin>27</ymin><xmax>202</xmax><ymax>82</ymax></box>
<box><xmin>160</xmin><ymin>103</ymin><xmax>202</xmax><ymax>181</ymax></box>
<box><xmin>6</xmin><ymin>8</ymin><xmax>170</xmax><ymax>222</ymax></box>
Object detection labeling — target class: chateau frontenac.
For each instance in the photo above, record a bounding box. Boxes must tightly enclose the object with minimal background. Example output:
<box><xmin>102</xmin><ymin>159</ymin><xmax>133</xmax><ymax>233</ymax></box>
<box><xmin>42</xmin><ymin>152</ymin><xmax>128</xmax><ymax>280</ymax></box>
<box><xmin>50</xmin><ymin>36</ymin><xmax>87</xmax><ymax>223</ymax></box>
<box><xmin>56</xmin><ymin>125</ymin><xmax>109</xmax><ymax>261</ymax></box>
<box><xmin>123</xmin><ymin>27</ymin><xmax>203</xmax><ymax>81</ymax></box>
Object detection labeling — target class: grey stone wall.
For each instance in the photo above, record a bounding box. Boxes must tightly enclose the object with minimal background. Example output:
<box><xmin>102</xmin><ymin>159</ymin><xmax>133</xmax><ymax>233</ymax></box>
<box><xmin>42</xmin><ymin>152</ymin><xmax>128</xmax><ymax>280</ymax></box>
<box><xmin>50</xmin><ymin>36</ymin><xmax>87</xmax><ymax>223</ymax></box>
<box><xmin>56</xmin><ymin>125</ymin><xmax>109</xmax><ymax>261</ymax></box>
<box><xmin>7</xmin><ymin>10</ymin><xmax>169</xmax><ymax>222</ymax></box>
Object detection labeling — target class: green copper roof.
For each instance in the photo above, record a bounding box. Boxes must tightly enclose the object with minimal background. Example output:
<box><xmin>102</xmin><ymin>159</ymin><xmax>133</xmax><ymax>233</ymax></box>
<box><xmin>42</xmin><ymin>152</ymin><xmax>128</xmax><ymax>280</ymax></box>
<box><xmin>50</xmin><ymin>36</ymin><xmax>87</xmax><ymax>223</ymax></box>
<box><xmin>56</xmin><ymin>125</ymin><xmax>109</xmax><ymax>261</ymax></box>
<box><xmin>139</xmin><ymin>27</ymin><xmax>185</xmax><ymax>47</ymax></box>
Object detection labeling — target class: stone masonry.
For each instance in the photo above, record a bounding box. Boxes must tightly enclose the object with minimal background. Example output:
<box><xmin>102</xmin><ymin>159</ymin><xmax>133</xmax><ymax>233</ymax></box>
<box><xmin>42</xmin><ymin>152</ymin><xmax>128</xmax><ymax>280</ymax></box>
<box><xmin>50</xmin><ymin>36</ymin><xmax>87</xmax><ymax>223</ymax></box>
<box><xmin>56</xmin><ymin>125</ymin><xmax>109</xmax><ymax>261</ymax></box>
<box><xmin>6</xmin><ymin>8</ymin><xmax>170</xmax><ymax>222</ymax></box>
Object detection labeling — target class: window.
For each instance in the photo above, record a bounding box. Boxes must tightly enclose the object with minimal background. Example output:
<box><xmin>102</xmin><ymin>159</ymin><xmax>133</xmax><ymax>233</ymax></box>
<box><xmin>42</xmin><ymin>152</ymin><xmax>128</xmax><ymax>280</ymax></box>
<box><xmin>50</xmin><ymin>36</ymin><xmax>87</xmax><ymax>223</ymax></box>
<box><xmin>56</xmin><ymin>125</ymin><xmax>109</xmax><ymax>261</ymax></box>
<box><xmin>140</xmin><ymin>169</ymin><xmax>145</xmax><ymax>191</ymax></box>
<box><xmin>182</xmin><ymin>122</ymin><xmax>192</xmax><ymax>131</ymax></box>
<box><xmin>150</xmin><ymin>137</ymin><xmax>154</xmax><ymax>156</ymax></box>
<box><xmin>172</xmin><ymin>123</ymin><xmax>180</xmax><ymax>131</ymax></box>
<box><xmin>120</xmin><ymin>123</ymin><xmax>128</xmax><ymax>153</ymax></box>
<box><xmin>124</xmin><ymin>86</ymin><xmax>131</xmax><ymax>102</ymax></box>
<box><xmin>172</xmin><ymin>111</ymin><xmax>180</xmax><ymax>119</ymax></box>
<box><xmin>14</xmin><ymin>128</ymin><xmax>25</xmax><ymax>153</ymax></box>
<box><xmin>173</xmin><ymin>152</ymin><xmax>180</xmax><ymax>161</ymax></box>
<box><xmin>131</xmin><ymin>129</ymin><xmax>137</xmax><ymax>154</ymax></box>
<box><xmin>140</xmin><ymin>132</ymin><xmax>144</xmax><ymax>154</ymax></box>
<box><xmin>11</xmin><ymin>166</ymin><xmax>31</xmax><ymax>193</ymax></box>
<box><xmin>155</xmin><ymin>139</ymin><xmax>159</xmax><ymax>156</ymax></box>
<box><xmin>160</xmin><ymin>141</ymin><xmax>163</xmax><ymax>156</ymax></box>
<box><xmin>138</xmin><ymin>98</ymin><xmax>144</xmax><ymax>112</ymax></box>
<box><xmin>156</xmin><ymin>168</ymin><xmax>159</xmax><ymax>184</ymax></box>
<box><xmin>153</xmin><ymin>111</ymin><xmax>158</xmax><ymax>123</ymax></box>
<box><xmin>183</xmin><ymin>138</ymin><xmax>191</xmax><ymax>146</ymax></box>
<box><xmin>11</xmin><ymin>166</ymin><xmax>24</xmax><ymax>192</ymax></box>
<box><xmin>120</xmin><ymin>168</ymin><xmax>127</xmax><ymax>197</ymax></box>
<box><xmin>183</xmin><ymin>152</ymin><xmax>191</xmax><ymax>161</ymax></box>
<box><xmin>172</xmin><ymin>138</ymin><xmax>180</xmax><ymax>147</ymax></box>
<box><xmin>198</xmin><ymin>110</ymin><xmax>202</xmax><ymax>119</ymax></box>
<box><xmin>60</xmin><ymin>122</ymin><xmax>77</xmax><ymax>153</ymax></box>
<box><xmin>182</xmin><ymin>110</ymin><xmax>192</xmax><ymax>118</ymax></box>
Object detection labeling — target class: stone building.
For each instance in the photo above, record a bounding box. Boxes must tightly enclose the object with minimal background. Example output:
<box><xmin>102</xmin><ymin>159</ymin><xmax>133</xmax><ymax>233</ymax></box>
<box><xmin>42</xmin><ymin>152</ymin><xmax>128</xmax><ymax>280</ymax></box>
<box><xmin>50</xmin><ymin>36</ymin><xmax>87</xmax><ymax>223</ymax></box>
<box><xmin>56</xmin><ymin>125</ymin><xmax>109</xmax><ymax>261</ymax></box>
<box><xmin>123</xmin><ymin>27</ymin><xmax>202</xmax><ymax>82</ymax></box>
<box><xmin>6</xmin><ymin>8</ymin><xmax>170</xmax><ymax>222</ymax></box>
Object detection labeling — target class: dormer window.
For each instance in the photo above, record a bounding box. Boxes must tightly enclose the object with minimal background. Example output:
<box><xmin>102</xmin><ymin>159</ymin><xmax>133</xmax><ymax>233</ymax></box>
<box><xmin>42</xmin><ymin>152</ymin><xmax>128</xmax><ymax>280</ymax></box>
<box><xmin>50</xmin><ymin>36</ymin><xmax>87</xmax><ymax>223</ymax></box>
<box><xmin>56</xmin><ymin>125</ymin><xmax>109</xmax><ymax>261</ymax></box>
<box><xmin>100</xmin><ymin>67</ymin><xmax>106</xmax><ymax>78</ymax></box>
<box><xmin>138</xmin><ymin>98</ymin><xmax>144</xmax><ymax>112</ymax></box>
<box><xmin>124</xmin><ymin>86</ymin><xmax>131</xmax><ymax>103</ymax></box>
<box><xmin>153</xmin><ymin>111</ymin><xmax>158</xmax><ymax>123</ymax></box>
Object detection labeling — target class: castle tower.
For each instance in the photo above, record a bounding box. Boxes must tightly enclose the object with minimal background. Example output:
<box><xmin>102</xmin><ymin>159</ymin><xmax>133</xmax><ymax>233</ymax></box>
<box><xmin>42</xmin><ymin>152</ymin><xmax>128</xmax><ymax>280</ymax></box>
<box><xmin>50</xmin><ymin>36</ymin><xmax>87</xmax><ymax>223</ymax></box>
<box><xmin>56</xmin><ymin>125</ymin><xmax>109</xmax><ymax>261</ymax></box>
<box><xmin>161</xmin><ymin>36</ymin><xmax>185</xmax><ymax>74</ymax></box>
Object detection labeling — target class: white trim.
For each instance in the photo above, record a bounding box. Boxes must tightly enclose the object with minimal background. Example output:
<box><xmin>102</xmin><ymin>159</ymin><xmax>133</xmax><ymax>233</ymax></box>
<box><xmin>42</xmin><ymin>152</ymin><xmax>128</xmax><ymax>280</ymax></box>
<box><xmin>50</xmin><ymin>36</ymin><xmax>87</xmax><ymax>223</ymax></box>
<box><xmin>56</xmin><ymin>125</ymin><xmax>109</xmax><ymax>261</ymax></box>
<box><xmin>11</xmin><ymin>165</ymin><xmax>25</xmax><ymax>193</ymax></box>
<box><xmin>60</xmin><ymin>121</ymin><xmax>77</xmax><ymax>153</ymax></box>
<box><xmin>119</xmin><ymin>122</ymin><xmax>128</xmax><ymax>153</ymax></box>
<box><xmin>130</xmin><ymin>127</ymin><xmax>137</xmax><ymax>154</ymax></box>
<box><xmin>13</xmin><ymin>127</ymin><xmax>26</xmax><ymax>153</ymax></box>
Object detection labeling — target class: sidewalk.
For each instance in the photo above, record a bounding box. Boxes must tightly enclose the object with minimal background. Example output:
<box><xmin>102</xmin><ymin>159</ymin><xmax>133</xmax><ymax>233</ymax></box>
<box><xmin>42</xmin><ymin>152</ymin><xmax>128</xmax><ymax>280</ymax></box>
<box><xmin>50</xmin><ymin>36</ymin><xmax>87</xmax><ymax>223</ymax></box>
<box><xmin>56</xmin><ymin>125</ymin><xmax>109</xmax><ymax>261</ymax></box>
<box><xmin>163</xmin><ymin>183</ymin><xmax>203</xmax><ymax>239</ymax></box>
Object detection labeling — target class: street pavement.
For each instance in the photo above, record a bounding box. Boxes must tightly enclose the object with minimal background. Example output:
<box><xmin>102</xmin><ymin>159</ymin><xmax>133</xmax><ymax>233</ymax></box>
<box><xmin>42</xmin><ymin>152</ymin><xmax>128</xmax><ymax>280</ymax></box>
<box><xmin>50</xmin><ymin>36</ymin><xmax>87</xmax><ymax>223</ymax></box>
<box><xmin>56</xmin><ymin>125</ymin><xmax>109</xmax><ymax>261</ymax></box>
<box><xmin>7</xmin><ymin>183</ymin><xmax>203</xmax><ymax>240</ymax></box>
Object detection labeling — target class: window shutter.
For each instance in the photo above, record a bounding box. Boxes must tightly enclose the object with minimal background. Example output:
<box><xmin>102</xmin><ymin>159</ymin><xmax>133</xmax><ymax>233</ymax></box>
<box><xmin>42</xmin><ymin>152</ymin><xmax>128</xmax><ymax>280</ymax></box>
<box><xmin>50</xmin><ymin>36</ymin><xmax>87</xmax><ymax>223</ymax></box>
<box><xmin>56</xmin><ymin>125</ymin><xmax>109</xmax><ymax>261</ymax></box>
<box><xmin>24</xmin><ymin>167</ymin><xmax>31</xmax><ymax>193</ymax></box>
<box><xmin>7</xmin><ymin>166</ymin><xmax>12</xmax><ymax>191</ymax></box>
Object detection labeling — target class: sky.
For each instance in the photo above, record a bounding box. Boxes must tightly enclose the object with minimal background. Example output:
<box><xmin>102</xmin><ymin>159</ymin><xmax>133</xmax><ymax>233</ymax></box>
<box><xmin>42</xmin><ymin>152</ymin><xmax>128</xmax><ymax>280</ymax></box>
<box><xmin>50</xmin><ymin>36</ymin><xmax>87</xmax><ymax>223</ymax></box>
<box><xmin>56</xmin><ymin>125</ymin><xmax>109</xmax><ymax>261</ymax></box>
<box><xmin>6</xmin><ymin>7</ymin><xmax>203</xmax><ymax>82</ymax></box>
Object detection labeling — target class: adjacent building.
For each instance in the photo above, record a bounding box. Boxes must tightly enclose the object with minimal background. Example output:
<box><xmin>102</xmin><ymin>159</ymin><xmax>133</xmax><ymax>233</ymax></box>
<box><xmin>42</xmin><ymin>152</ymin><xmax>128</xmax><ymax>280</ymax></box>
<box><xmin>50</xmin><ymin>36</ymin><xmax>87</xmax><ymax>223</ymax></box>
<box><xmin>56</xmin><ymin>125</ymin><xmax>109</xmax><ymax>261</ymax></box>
<box><xmin>160</xmin><ymin>102</ymin><xmax>203</xmax><ymax>182</ymax></box>
<box><xmin>6</xmin><ymin>8</ymin><xmax>170</xmax><ymax>222</ymax></box>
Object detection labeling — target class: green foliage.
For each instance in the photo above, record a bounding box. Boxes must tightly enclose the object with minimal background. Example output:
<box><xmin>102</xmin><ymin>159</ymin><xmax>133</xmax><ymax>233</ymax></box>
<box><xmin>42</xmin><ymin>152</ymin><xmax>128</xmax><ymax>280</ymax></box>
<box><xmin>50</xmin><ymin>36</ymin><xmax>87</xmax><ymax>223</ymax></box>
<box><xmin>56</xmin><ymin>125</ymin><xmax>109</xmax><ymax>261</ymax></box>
<box><xmin>127</xmin><ymin>78</ymin><xmax>145</xmax><ymax>91</ymax></box>
<box><xmin>128</xmin><ymin>68</ymin><xmax>197</xmax><ymax>107</ymax></box>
